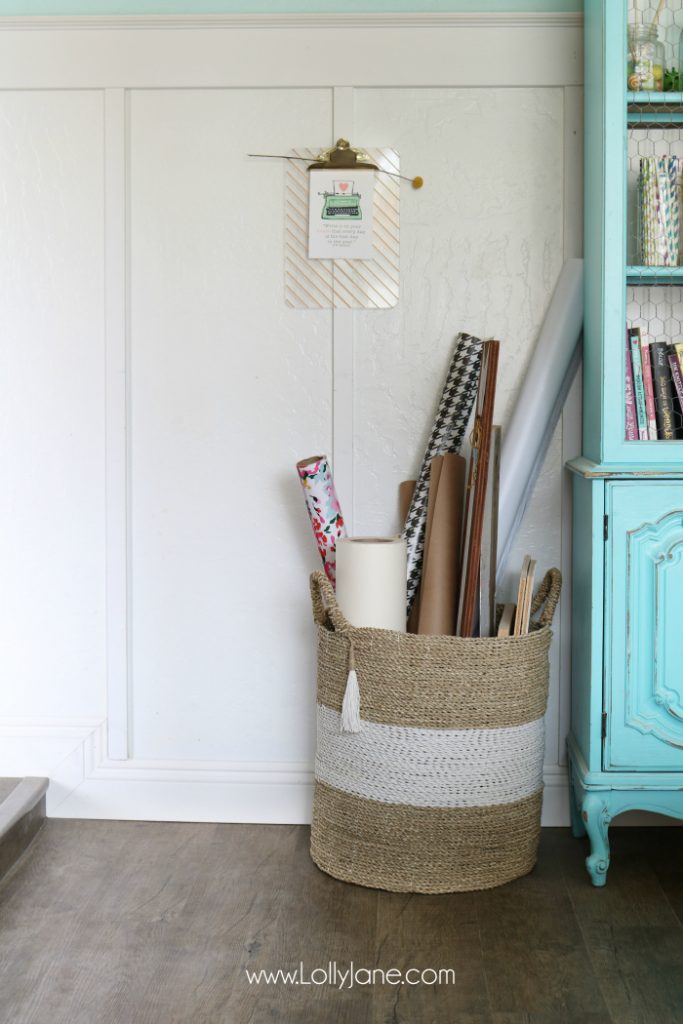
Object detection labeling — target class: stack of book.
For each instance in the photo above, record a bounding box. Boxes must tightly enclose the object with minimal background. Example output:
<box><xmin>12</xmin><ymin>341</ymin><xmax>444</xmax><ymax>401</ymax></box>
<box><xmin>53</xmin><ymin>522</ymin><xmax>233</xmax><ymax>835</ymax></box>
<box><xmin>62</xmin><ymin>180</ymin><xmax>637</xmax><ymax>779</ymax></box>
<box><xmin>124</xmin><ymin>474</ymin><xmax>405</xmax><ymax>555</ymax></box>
<box><xmin>625</xmin><ymin>327</ymin><xmax>683</xmax><ymax>441</ymax></box>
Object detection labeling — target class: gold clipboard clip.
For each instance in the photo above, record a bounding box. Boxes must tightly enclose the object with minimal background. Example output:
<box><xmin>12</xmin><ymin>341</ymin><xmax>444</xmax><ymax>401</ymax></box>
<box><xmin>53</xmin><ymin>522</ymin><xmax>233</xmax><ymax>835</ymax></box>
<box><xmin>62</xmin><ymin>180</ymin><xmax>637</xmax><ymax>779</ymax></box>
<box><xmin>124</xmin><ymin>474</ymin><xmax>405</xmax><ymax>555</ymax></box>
<box><xmin>248</xmin><ymin>138</ymin><xmax>423</xmax><ymax>189</ymax></box>
<box><xmin>307</xmin><ymin>139</ymin><xmax>379</xmax><ymax>172</ymax></box>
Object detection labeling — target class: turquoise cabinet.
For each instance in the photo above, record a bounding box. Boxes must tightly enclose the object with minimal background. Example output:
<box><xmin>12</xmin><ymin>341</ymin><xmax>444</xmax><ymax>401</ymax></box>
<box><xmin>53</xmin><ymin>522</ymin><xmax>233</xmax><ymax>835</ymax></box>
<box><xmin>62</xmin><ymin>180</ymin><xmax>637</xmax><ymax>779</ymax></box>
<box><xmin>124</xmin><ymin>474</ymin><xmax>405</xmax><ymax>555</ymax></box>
<box><xmin>605</xmin><ymin>483</ymin><xmax>683</xmax><ymax>772</ymax></box>
<box><xmin>568</xmin><ymin>0</ymin><xmax>683</xmax><ymax>886</ymax></box>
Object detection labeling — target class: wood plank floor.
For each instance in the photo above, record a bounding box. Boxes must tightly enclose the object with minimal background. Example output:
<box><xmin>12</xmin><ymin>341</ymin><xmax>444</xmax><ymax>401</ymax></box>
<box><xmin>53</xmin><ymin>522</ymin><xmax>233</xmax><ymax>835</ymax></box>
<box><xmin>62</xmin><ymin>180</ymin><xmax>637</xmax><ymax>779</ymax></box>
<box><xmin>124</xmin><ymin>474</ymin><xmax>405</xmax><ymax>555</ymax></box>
<box><xmin>1</xmin><ymin>822</ymin><xmax>683</xmax><ymax>1023</ymax></box>
<box><xmin>0</xmin><ymin>779</ymin><xmax>20</xmax><ymax>805</ymax></box>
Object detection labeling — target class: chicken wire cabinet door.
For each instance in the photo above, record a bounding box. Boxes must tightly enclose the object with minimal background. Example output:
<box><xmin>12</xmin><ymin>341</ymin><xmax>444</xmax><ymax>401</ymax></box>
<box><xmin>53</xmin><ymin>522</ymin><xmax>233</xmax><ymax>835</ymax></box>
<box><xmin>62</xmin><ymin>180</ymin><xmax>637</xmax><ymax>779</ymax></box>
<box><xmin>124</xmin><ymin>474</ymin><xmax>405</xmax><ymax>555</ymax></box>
<box><xmin>606</xmin><ymin>481</ymin><xmax>683</xmax><ymax>771</ymax></box>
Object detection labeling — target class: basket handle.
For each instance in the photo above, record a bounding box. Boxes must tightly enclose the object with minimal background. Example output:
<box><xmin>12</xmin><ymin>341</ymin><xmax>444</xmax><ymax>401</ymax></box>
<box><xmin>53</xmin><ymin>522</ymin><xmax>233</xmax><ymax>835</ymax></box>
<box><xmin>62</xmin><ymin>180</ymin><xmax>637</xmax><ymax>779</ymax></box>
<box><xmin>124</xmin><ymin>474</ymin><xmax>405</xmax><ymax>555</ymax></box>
<box><xmin>310</xmin><ymin>571</ymin><xmax>353</xmax><ymax>633</ymax></box>
<box><xmin>530</xmin><ymin>568</ymin><xmax>562</xmax><ymax>628</ymax></box>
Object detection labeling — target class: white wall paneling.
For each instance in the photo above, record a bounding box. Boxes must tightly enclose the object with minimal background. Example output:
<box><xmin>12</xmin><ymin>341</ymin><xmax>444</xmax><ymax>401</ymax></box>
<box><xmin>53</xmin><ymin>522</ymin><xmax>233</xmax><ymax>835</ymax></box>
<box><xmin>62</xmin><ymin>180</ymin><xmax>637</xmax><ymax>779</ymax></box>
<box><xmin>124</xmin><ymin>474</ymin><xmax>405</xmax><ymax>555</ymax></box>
<box><xmin>0</xmin><ymin>14</ymin><xmax>582</xmax><ymax>90</ymax></box>
<box><xmin>127</xmin><ymin>88</ymin><xmax>332</xmax><ymax>766</ymax></box>
<box><xmin>0</xmin><ymin>90</ymin><xmax>107</xmax><ymax>724</ymax></box>
<box><xmin>0</xmin><ymin>14</ymin><xmax>584</xmax><ymax>824</ymax></box>
<box><xmin>104</xmin><ymin>87</ymin><xmax>130</xmax><ymax>761</ymax></box>
<box><xmin>352</xmin><ymin>84</ymin><xmax>573</xmax><ymax>771</ymax></box>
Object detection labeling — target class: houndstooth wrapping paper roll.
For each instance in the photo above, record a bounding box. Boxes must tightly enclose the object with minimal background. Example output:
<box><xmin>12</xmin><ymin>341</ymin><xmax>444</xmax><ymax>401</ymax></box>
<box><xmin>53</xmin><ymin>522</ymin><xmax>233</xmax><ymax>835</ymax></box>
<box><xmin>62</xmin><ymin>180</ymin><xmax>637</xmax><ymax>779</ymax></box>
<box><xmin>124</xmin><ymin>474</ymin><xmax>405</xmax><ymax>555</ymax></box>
<box><xmin>405</xmin><ymin>332</ymin><xmax>483</xmax><ymax>613</ymax></box>
<box><xmin>297</xmin><ymin>455</ymin><xmax>347</xmax><ymax>587</ymax></box>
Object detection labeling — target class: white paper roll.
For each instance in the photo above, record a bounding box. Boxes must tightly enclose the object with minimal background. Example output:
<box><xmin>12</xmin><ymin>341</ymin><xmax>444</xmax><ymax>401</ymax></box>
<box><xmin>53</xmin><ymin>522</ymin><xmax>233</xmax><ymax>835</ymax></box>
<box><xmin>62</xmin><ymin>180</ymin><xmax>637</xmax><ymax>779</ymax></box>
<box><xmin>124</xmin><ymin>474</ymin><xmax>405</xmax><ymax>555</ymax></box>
<box><xmin>496</xmin><ymin>258</ymin><xmax>583</xmax><ymax>583</ymax></box>
<box><xmin>336</xmin><ymin>537</ymin><xmax>407</xmax><ymax>632</ymax></box>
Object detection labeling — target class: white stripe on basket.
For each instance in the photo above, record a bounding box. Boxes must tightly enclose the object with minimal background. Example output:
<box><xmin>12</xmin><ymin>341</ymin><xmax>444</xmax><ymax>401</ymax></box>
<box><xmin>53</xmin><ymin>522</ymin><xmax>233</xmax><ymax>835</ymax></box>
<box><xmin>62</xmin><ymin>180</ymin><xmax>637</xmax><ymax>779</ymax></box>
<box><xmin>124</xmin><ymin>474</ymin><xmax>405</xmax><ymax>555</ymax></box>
<box><xmin>315</xmin><ymin>704</ymin><xmax>545</xmax><ymax>809</ymax></box>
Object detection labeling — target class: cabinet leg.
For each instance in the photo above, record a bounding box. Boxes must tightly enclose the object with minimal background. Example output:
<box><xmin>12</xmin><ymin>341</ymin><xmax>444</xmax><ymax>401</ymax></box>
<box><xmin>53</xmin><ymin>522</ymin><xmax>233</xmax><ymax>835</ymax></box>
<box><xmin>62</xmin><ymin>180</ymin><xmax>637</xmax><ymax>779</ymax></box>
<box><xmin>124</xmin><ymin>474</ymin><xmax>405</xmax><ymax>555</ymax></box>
<box><xmin>582</xmin><ymin>792</ymin><xmax>611</xmax><ymax>887</ymax></box>
<box><xmin>569</xmin><ymin>765</ymin><xmax>586</xmax><ymax>838</ymax></box>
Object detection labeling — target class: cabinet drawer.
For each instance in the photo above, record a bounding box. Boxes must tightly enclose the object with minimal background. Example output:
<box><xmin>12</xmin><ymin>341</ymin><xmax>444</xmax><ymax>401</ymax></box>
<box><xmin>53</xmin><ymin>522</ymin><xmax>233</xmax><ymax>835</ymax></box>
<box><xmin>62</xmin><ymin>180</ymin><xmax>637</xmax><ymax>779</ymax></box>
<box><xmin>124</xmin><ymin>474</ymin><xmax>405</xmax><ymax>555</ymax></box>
<box><xmin>606</xmin><ymin>482</ymin><xmax>683</xmax><ymax>770</ymax></box>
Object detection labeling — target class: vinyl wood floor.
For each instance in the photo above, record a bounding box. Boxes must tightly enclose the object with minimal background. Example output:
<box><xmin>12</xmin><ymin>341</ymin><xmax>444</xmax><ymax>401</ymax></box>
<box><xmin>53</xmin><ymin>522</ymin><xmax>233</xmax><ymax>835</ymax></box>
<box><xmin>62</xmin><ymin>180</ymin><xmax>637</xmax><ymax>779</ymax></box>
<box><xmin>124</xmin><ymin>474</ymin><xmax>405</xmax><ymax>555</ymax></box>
<box><xmin>1</xmin><ymin>822</ymin><xmax>683</xmax><ymax>1024</ymax></box>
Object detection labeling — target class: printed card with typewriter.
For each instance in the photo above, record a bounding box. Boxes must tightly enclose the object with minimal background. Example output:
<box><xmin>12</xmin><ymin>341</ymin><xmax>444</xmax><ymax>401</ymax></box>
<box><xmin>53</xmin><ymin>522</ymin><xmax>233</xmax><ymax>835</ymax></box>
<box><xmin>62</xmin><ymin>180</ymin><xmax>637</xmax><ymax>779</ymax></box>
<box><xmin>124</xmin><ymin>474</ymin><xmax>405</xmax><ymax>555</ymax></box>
<box><xmin>307</xmin><ymin>169</ymin><xmax>374</xmax><ymax>260</ymax></box>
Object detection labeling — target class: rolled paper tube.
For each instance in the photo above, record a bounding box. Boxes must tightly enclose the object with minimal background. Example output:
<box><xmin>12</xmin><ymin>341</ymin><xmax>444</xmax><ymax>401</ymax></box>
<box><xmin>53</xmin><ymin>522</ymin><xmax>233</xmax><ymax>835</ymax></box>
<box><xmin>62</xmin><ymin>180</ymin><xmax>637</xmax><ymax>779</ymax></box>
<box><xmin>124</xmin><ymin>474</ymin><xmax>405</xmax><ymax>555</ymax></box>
<box><xmin>296</xmin><ymin>454</ymin><xmax>347</xmax><ymax>587</ymax></box>
<box><xmin>496</xmin><ymin>259</ymin><xmax>583</xmax><ymax>584</ymax></box>
<box><xmin>399</xmin><ymin>480</ymin><xmax>419</xmax><ymax>632</ymax></box>
<box><xmin>336</xmin><ymin>537</ymin><xmax>407</xmax><ymax>632</ymax></box>
<box><xmin>404</xmin><ymin>332</ymin><xmax>483</xmax><ymax>613</ymax></box>
<box><xmin>416</xmin><ymin>453</ymin><xmax>466</xmax><ymax>636</ymax></box>
<box><xmin>398</xmin><ymin>480</ymin><xmax>416</xmax><ymax>528</ymax></box>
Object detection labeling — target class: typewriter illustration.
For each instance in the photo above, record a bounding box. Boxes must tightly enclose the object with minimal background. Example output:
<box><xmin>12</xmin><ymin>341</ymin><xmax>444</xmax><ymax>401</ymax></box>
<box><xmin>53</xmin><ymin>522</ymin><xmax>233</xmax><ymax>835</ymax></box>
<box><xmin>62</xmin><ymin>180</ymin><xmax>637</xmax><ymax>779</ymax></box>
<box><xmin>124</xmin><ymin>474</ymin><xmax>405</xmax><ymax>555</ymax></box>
<box><xmin>320</xmin><ymin>179</ymin><xmax>362</xmax><ymax>220</ymax></box>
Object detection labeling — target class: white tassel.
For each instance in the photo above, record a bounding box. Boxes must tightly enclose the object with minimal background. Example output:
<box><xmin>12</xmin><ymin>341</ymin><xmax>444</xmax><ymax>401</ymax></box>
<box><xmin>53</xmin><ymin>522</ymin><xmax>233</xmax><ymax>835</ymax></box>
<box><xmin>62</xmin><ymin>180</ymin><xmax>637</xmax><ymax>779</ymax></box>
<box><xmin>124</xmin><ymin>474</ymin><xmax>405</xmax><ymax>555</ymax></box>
<box><xmin>341</xmin><ymin>643</ymin><xmax>362</xmax><ymax>733</ymax></box>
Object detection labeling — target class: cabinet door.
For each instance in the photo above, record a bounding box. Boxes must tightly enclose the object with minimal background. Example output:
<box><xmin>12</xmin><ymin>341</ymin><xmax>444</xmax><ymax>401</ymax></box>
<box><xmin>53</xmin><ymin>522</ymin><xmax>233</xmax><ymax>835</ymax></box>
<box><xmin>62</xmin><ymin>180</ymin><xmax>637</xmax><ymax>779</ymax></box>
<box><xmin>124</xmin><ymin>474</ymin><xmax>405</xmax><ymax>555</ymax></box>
<box><xmin>606</xmin><ymin>482</ymin><xmax>683</xmax><ymax>771</ymax></box>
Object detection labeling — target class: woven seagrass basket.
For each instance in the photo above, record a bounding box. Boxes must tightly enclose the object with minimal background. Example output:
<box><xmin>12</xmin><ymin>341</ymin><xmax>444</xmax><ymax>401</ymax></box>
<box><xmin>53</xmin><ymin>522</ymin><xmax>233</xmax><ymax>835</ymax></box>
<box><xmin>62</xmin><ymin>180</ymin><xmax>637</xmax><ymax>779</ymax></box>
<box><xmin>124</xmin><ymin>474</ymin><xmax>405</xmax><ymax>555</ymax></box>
<box><xmin>309</xmin><ymin>568</ymin><xmax>561</xmax><ymax>894</ymax></box>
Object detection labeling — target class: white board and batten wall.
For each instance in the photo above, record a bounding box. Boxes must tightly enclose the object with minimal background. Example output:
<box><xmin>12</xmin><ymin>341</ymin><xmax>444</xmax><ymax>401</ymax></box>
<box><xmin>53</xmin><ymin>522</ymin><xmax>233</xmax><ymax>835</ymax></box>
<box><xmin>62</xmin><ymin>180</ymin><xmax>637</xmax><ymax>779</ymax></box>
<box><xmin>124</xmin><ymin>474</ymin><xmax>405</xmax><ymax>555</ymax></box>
<box><xmin>0</xmin><ymin>13</ymin><xmax>583</xmax><ymax>824</ymax></box>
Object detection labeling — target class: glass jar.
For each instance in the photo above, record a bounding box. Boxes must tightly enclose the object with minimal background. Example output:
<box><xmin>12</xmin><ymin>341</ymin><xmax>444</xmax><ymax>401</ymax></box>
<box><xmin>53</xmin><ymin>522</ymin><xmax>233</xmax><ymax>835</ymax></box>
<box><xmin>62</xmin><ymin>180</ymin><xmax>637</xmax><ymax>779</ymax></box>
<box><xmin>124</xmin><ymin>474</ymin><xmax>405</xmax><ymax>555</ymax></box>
<box><xmin>628</xmin><ymin>24</ymin><xmax>665</xmax><ymax>91</ymax></box>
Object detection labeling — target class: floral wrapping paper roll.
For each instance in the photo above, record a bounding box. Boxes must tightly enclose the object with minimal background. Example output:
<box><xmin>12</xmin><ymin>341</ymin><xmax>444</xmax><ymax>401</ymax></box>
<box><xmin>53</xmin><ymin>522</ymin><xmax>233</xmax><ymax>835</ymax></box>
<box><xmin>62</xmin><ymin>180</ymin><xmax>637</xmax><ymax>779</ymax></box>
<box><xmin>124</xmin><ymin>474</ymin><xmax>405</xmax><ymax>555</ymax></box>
<box><xmin>296</xmin><ymin>455</ymin><xmax>347</xmax><ymax>587</ymax></box>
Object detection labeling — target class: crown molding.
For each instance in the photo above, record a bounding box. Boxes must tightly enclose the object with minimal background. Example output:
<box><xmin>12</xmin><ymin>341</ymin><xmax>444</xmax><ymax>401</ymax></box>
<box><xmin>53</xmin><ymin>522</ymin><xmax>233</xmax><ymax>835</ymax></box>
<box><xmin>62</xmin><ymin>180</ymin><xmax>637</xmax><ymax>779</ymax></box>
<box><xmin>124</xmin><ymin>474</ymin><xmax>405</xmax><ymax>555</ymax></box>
<box><xmin>0</xmin><ymin>11</ymin><xmax>583</xmax><ymax>31</ymax></box>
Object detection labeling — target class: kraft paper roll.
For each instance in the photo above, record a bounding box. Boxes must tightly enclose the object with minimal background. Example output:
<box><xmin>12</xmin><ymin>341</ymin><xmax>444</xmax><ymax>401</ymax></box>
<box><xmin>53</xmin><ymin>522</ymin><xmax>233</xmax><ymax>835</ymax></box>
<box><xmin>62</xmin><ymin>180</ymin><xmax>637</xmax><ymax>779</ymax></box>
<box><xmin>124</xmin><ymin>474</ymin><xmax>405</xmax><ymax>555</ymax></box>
<box><xmin>416</xmin><ymin>454</ymin><xmax>466</xmax><ymax>636</ymax></box>
<box><xmin>399</xmin><ymin>480</ymin><xmax>416</xmax><ymax>528</ymax></box>
<box><xmin>336</xmin><ymin>537</ymin><xmax>407</xmax><ymax>632</ymax></box>
<box><xmin>399</xmin><ymin>481</ymin><xmax>420</xmax><ymax>633</ymax></box>
<box><xmin>296</xmin><ymin>454</ymin><xmax>347</xmax><ymax>587</ymax></box>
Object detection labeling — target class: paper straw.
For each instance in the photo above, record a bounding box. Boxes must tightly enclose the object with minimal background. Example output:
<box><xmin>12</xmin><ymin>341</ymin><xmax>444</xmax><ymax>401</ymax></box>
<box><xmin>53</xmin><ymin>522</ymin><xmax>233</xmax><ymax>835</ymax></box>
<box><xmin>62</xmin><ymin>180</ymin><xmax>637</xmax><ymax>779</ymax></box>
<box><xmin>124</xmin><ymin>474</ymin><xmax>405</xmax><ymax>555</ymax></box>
<box><xmin>404</xmin><ymin>332</ymin><xmax>483</xmax><ymax>612</ymax></box>
<box><xmin>647</xmin><ymin>156</ymin><xmax>660</xmax><ymax>265</ymax></box>
<box><xmin>641</xmin><ymin>156</ymin><xmax>681</xmax><ymax>267</ymax></box>
<box><xmin>670</xmin><ymin>156</ymin><xmax>680</xmax><ymax>265</ymax></box>
<box><xmin>652</xmin><ymin>0</ymin><xmax>666</xmax><ymax>30</ymax></box>
<box><xmin>642</xmin><ymin>158</ymin><xmax>655</xmax><ymax>265</ymax></box>
<box><xmin>296</xmin><ymin>454</ymin><xmax>347</xmax><ymax>587</ymax></box>
<box><xmin>647</xmin><ymin>159</ymin><xmax>653</xmax><ymax>263</ymax></box>
<box><xmin>645</xmin><ymin>156</ymin><xmax>658</xmax><ymax>265</ymax></box>
<box><xmin>660</xmin><ymin>156</ymin><xmax>672</xmax><ymax>265</ymax></box>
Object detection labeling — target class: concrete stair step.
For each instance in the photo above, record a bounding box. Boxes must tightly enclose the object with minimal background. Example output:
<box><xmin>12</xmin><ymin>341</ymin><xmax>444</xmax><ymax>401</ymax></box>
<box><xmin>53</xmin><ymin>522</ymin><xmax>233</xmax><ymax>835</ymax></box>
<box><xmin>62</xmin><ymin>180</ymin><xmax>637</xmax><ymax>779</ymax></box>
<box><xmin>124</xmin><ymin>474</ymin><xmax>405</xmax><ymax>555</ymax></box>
<box><xmin>0</xmin><ymin>777</ymin><xmax>48</xmax><ymax>882</ymax></box>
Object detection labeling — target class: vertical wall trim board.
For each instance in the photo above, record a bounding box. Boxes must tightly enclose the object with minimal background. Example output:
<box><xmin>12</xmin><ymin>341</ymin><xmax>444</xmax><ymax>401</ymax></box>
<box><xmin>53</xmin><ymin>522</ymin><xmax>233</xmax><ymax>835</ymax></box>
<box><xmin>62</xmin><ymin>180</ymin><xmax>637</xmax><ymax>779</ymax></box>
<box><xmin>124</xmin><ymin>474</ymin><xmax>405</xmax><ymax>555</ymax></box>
<box><xmin>104</xmin><ymin>87</ymin><xmax>129</xmax><ymax>760</ymax></box>
<box><xmin>332</xmin><ymin>86</ymin><xmax>354</xmax><ymax>529</ymax></box>
<box><xmin>559</xmin><ymin>83</ymin><xmax>583</xmax><ymax>765</ymax></box>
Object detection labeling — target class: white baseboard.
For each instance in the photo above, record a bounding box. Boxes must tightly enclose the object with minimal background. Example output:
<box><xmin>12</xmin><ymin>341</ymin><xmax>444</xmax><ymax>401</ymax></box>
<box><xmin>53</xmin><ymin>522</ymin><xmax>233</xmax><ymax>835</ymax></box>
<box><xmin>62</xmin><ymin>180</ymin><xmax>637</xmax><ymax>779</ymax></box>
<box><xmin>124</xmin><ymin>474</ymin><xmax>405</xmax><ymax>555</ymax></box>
<box><xmin>2</xmin><ymin>719</ymin><xmax>678</xmax><ymax>827</ymax></box>
<box><xmin>0</xmin><ymin>717</ymin><xmax>569</xmax><ymax>824</ymax></box>
<box><xmin>540</xmin><ymin>765</ymin><xmax>570</xmax><ymax>826</ymax></box>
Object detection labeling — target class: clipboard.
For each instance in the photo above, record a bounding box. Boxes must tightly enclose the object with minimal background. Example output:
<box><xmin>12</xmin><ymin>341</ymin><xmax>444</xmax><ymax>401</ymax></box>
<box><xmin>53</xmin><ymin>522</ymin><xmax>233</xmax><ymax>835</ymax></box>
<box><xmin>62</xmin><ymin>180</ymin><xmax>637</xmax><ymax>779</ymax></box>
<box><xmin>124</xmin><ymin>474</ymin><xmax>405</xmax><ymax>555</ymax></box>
<box><xmin>248</xmin><ymin>139</ymin><xmax>423</xmax><ymax>309</ymax></box>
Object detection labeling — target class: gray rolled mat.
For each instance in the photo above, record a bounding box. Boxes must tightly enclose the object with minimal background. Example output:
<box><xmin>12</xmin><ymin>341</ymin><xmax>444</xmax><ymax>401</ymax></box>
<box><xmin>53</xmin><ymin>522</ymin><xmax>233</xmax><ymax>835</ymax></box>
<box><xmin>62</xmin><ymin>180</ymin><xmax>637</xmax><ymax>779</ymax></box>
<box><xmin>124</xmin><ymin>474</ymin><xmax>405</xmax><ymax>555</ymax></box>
<box><xmin>405</xmin><ymin>332</ymin><xmax>483</xmax><ymax>614</ymax></box>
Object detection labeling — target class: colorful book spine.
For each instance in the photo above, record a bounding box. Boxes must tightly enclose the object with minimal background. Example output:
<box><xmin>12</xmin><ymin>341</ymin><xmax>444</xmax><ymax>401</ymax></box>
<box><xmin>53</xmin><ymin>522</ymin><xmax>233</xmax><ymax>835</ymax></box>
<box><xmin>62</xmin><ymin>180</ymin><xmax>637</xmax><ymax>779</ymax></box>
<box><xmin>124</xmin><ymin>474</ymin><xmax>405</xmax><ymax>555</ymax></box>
<box><xmin>624</xmin><ymin>330</ymin><xmax>639</xmax><ymax>440</ymax></box>
<box><xmin>667</xmin><ymin>347</ymin><xmax>683</xmax><ymax>429</ymax></box>
<box><xmin>640</xmin><ymin>335</ymin><xmax>658</xmax><ymax>440</ymax></box>
<box><xmin>628</xmin><ymin>328</ymin><xmax>649</xmax><ymax>440</ymax></box>
<box><xmin>650</xmin><ymin>340</ymin><xmax>676</xmax><ymax>440</ymax></box>
<box><xmin>675</xmin><ymin>341</ymin><xmax>683</xmax><ymax>376</ymax></box>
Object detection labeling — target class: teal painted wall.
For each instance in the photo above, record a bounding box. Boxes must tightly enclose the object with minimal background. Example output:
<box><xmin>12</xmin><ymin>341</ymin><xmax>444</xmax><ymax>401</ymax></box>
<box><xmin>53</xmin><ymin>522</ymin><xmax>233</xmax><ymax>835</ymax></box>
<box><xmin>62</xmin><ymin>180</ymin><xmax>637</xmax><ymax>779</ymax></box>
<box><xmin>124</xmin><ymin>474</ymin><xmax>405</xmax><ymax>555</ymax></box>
<box><xmin>0</xmin><ymin>0</ymin><xmax>582</xmax><ymax>15</ymax></box>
